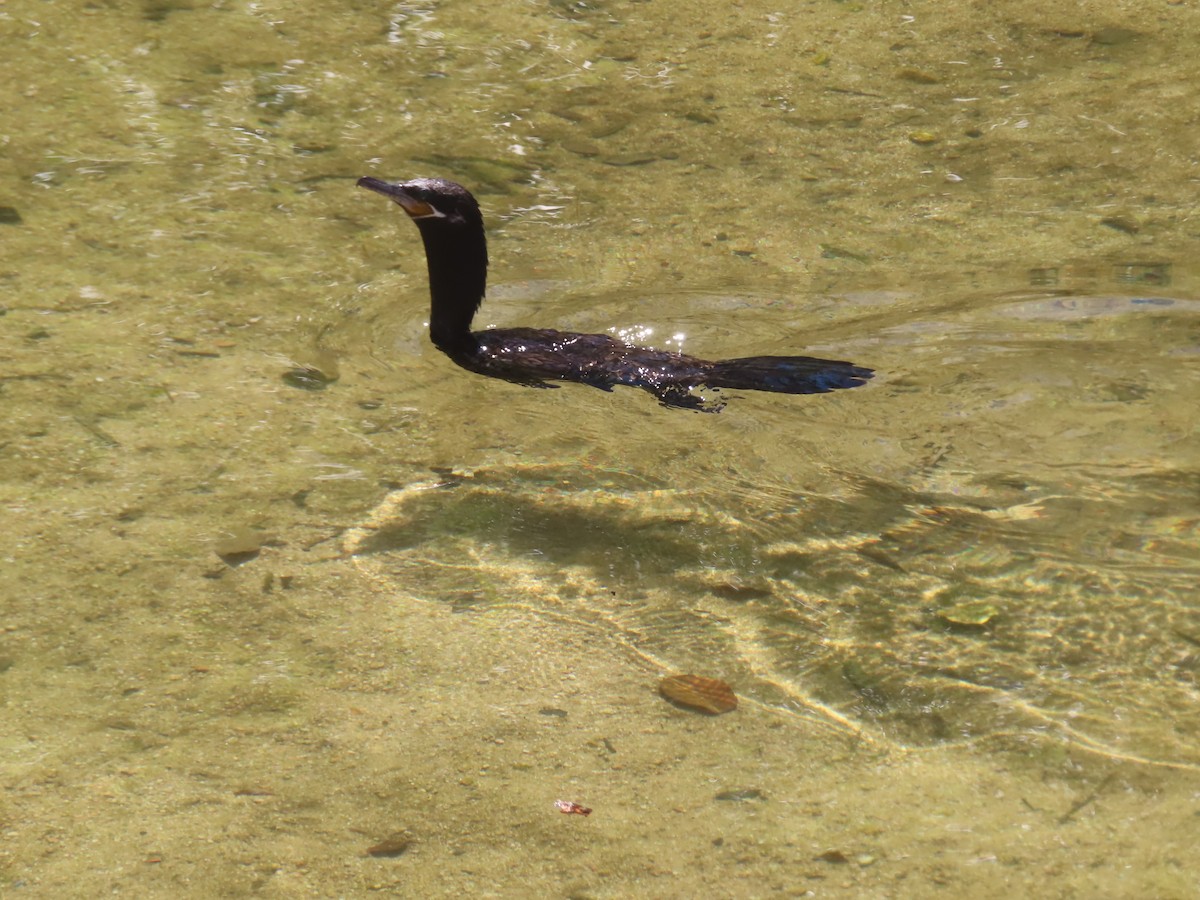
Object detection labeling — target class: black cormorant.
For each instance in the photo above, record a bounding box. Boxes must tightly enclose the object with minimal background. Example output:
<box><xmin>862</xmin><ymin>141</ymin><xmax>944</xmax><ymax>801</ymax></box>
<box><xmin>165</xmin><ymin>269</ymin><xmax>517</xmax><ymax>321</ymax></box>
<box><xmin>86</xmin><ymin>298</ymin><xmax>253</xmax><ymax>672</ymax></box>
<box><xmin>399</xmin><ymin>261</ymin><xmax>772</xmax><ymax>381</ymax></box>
<box><xmin>358</xmin><ymin>176</ymin><xmax>872</xmax><ymax>412</ymax></box>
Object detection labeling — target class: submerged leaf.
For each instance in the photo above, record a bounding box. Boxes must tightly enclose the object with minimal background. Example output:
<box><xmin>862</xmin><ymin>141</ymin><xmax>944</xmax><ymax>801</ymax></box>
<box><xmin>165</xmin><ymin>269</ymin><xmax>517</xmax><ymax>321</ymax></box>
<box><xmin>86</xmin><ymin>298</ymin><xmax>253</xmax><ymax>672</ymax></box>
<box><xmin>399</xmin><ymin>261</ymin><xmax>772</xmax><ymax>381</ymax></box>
<box><xmin>659</xmin><ymin>674</ymin><xmax>738</xmax><ymax>715</ymax></box>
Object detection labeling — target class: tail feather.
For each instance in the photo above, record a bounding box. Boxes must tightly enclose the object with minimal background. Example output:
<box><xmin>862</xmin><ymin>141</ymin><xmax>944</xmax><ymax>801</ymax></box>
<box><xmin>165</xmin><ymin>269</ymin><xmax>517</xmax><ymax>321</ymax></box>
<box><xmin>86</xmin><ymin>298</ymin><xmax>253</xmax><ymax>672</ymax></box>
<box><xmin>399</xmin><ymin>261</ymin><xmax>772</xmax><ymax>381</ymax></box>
<box><xmin>707</xmin><ymin>355</ymin><xmax>874</xmax><ymax>395</ymax></box>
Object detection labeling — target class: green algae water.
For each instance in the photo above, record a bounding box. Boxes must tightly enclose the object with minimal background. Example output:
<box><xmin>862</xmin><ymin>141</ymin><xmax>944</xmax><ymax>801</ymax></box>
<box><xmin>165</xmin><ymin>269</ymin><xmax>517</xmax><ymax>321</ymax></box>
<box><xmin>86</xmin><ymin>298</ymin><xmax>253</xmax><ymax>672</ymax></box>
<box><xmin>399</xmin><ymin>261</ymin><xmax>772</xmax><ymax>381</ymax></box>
<box><xmin>2</xmin><ymin>0</ymin><xmax>1199</xmax><ymax>895</ymax></box>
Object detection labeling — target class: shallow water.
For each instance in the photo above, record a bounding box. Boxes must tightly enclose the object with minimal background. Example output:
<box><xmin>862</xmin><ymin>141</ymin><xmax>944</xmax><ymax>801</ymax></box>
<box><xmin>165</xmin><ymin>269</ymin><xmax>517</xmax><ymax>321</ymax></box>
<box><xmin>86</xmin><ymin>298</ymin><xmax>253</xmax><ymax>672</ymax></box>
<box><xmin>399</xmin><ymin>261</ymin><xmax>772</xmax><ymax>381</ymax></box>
<box><xmin>348</xmin><ymin>285</ymin><xmax>1200</xmax><ymax>764</ymax></box>
<box><xmin>3</xmin><ymin>0</ymin><xmax>1200</xmax><ymax>896</ymax></box>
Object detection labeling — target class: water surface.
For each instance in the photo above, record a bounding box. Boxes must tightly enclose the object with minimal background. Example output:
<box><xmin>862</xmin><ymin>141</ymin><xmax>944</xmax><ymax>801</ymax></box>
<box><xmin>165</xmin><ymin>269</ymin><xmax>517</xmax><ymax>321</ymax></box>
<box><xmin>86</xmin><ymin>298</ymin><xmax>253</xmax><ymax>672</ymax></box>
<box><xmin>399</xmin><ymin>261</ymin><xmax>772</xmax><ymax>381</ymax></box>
<box><xmin>2</xmin><ymin>0</ymin><xmax>1199</xmax><ymax>895</ymax></box>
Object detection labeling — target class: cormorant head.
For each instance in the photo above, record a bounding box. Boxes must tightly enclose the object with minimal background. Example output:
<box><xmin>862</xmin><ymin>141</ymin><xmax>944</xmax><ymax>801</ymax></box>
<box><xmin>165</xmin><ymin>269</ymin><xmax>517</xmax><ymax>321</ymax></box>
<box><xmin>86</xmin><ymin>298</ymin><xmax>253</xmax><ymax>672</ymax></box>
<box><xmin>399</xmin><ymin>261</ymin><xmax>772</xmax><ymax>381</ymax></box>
<box><xmin>356</xmin><ymin>176</ymin><xmax>481</xmax><ymax>229</ymax></box>
<box><xmin>358</xmin><ymin>175</ymin><xmax>489</xmax><ymax>353</ymax></box>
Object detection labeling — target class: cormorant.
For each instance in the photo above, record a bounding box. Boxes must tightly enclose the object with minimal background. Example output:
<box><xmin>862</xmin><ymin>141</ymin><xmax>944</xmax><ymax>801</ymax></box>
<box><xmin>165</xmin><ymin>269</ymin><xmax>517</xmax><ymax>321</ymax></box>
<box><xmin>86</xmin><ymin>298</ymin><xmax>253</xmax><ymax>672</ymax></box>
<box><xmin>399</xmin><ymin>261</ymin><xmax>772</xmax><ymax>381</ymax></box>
<box><xmin>357</xmin><ymin>176</ymin><xmax>873</xmax><ymax>411</ymax></box>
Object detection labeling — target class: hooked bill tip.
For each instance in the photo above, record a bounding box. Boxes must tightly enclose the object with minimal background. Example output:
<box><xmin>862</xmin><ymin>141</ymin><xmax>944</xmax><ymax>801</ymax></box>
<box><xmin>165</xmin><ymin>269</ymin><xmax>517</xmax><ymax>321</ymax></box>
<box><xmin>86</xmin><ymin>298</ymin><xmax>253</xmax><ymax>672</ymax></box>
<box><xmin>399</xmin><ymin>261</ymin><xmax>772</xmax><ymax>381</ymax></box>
<box><xmin>357</xmin><ymin>176</ymin><xmax>391</xmax><ymax>194</ymax></box>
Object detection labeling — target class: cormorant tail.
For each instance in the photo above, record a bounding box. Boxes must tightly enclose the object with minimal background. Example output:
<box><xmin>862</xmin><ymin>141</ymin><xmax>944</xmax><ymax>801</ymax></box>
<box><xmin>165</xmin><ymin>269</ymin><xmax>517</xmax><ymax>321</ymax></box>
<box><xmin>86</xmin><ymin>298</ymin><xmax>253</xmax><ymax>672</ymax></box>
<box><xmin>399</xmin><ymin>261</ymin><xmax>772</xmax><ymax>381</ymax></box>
<box><xmin>707</xmin><ymin>355</ymin><xmax>874</xmax><ymax>395</ymax></box>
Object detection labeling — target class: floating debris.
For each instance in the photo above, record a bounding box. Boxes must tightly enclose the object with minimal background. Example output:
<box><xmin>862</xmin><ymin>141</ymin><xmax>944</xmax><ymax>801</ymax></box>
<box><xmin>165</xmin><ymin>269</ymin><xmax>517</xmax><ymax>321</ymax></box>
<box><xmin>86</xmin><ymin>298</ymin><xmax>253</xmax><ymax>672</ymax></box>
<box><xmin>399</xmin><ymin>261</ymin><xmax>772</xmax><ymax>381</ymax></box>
<box><xmin>938</xmin><ymin>600</ymin><xmax>999</xmax><ymax>628</ymax></box>
<box><xmin>554</xmin><ymin>800</ymin><xmax>592</xmax><ymax>816</ymax></box>
<box><xmin>659</xmin><ymin>674</ymin><xmax>738</xmax><ymax>715</ymax></box>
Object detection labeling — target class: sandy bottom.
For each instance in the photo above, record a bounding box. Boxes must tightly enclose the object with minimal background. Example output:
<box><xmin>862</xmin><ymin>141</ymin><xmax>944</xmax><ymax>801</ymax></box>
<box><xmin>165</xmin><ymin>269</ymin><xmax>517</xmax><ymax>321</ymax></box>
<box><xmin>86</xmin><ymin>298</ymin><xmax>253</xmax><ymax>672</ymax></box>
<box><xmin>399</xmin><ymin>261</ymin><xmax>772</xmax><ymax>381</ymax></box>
<box><xmin>3</xmin><ymin>478</ymin><xmax>1196</xmax><ymax>898</ymax></box>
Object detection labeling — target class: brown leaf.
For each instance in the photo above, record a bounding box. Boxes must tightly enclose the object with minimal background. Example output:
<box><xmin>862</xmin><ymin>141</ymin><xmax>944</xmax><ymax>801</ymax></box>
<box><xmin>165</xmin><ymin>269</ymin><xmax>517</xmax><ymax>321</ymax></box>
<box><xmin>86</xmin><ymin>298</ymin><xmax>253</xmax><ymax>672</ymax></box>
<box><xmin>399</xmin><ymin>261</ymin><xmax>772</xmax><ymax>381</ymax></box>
<box><xmin>659</xmin><ymin>674</ymin><xmax>737</xmax><ymax>715</ymax></box>
<box><xmin>366</xmin><ymin>832</ymin><xmax>412</xmax><ymax>858</ymax></box>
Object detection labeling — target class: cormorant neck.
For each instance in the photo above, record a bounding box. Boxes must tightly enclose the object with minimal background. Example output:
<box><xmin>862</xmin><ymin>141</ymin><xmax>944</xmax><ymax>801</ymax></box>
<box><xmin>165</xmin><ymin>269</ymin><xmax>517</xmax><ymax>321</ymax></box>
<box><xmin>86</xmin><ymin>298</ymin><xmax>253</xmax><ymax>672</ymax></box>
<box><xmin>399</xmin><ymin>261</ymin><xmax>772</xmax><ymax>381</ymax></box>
<box><xmin>413</xmin><ymin>218</ymin><xmax>487</xmax><ymax>356</ymax></box>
